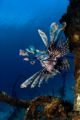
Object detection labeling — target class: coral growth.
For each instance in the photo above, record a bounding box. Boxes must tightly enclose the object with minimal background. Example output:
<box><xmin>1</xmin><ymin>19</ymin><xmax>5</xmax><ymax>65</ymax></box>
<box><xmin>0</xmin><ymin>92</ymin><xmax>73</xmax><ymax>120</ymax></box>
<box><xmin>60</xmin><ymin>0</ymin><xmax>80</xmax><ymax>119</ymax></box>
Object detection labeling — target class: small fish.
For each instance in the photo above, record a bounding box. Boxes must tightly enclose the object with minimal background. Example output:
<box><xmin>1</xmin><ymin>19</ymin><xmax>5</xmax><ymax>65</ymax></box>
<box><xmin>23</xmin><ymin>57</ymin><xmax>29</xmax><ymax>61</ymax></box>
<box><xmin>30</xmin><ymin>61</ymin><xmax>35</xmax><ymax>65</ymax></box>
<box><xmin>19</xmin><ymin>49</ymin><xmax>28</xmax><ymax>56</ymax></box>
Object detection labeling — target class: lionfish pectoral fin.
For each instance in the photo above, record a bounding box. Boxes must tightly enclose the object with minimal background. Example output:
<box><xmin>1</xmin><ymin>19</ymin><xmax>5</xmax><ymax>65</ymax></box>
<box><xmin>43</xmin><ymin>69</ymin><xmax>60</xmax><ymax>84</ymax></box>
<box><xmin>38</xmin><ymin>29</ymin><xmax>48</xmax><ymax>48</ymax></box>
<box><xmin>62</xmin><ymin>59</ymin><xmax>70</xmax><ymax>69</ymax></box>
<box><xmin>61</xmin><ymin>22</ymin><xmax>66</xmax><ymax>30</ymax></box>
<box><xmin>51</xmin><ymin>69</ymin><xmax>60</xmax><ymax>76</ymax></box>
<box><xmin>38</xmin><ymin>76</ymin><xmax>45</xmax><ymax>87</ymax></box>
<box><xmin>31</xmin><ymin>74</ymin><xmax>41</xmax><ymax>88</ymax></box>
<box><xmin>50</xmin><ymin>22</ymin><xmax>58</xmax><ymax>43</ymax></box>
<box><xmin>20</xmin><ymin>70</ymin><xmax>41</xmax><ymax>88</ymax></box>
<box><xmin>45</xmin><ymin>74</ymin><xmax>51</xmax><ymax>83</ymax></box>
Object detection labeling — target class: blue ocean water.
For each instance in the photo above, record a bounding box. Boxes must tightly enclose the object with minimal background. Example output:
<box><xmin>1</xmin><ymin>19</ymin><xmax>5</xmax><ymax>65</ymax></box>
<box><xmin>0</xmin><ymin>0</ymin><xmax>75</xmax><ymax>119</ymax></box>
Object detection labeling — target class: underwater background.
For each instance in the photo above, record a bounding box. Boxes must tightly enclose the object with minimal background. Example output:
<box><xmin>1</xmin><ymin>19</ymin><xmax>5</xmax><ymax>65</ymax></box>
<box><xmin>0</xmin><ymin>0</ymin><xmax>75</xmax><ymax>119</ymax></box>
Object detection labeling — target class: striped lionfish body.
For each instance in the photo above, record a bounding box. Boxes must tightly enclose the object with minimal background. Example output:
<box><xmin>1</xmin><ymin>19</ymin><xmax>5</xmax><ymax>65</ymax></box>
<box><xmin>19</xmin><ymin>22</ymin><xmax>69</xmax><ymax>88</ymax></box>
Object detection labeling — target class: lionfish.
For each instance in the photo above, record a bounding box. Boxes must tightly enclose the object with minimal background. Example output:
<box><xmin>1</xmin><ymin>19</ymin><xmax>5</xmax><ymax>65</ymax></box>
<box><xmin>19</xmin><ymin>22</ymin><xmax>69</xmax><ymax>88</ymax></box>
